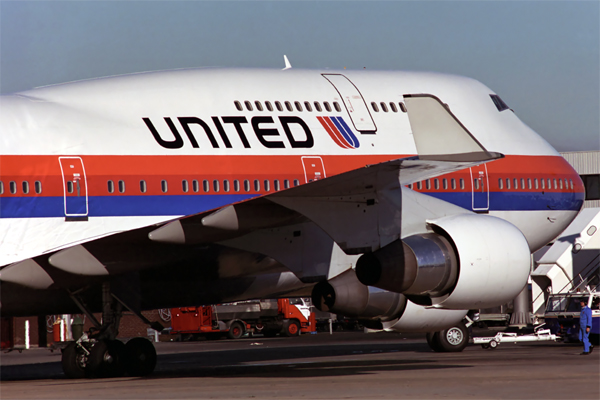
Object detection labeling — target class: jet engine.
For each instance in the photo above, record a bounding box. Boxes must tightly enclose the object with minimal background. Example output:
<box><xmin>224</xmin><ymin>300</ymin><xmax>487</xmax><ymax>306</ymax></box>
<box><xmin>311</xmin><ymin>269</ymin><xmax>406</xmax><ymax>321</ymax></box>
<box><xmin>355</xmin><ymin>214</ymin><xmax>531</xmax><ymax>310</ymax></box>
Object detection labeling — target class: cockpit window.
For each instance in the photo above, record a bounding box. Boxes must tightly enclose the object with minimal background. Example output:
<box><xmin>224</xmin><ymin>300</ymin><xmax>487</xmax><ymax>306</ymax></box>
<box><xmin>490</xmin><ymin>94</ymin><xmax>510</xmax><ymax>112</ymax></box>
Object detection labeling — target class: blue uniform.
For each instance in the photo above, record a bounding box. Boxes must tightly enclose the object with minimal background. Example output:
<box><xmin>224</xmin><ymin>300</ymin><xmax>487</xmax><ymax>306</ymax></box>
<box><xmin>579</xmin><ymin>305</ymin><xmax>592</xmax><ymax>353</ymax></box>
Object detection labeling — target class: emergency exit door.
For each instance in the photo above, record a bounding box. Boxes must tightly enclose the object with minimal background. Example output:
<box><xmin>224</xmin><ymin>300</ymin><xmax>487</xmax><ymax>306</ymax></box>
<box><xmin>322</xmin><ymin>74</ymin><xmax>377</xmax><ymax>133</ymax></box>
<box><xmin>59</xmin><ymin>157</ymin><xmax>89</xmax><ymax>220</ymax></box>
<box><xmin>470</xmin><ymin>164</ymin><xmax>489</xmax><ymax>212</ymax></box>
<box><xmin>301</xmin><ymin>156</ymin><xmax>326</xmax><ymax>183</ymax></box>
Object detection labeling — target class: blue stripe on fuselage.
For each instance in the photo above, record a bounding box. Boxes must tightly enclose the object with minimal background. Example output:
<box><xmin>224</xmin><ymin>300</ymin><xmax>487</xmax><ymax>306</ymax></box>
<box><xmin>0</xmin><ymin>190</ymin><xmax>584</xmax><ymax>219</ymax></box>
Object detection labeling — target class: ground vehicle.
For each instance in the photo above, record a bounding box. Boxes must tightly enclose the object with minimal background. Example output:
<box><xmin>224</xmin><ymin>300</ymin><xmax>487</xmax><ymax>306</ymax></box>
<box><xmin>542</xmin><ymin>291</ymin><xmax>600</xmax><ymax>344</ymax></box>
<box><xmin>170</xmin><ymin>298</ymin><xmax>316</xmax><ymax>339</ymax></box>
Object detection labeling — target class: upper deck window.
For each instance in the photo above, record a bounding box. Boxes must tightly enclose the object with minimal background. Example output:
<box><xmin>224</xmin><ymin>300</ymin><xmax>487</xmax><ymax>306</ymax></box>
<box><xmin>490</xmin><ymin>94</ymin><xmax>510</xmax><ymax>112</ymax></box>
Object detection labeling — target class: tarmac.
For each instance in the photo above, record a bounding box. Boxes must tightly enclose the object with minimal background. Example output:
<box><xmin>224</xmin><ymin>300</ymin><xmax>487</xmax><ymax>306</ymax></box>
<box><xmin>1</xmin><ymin>331</ymin><xmax>599</xmax><ymax>399</ymax></box>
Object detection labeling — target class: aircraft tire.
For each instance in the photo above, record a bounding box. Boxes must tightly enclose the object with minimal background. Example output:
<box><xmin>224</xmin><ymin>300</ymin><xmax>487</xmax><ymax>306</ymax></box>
<box><xmin>124</xmin><ymin>337</ymin><xmax>157</xmax><ymax>377</ymax></box>
<box><xmin>86</xmin><ymin>339</ymin><xmax>126</xmax><ymax>378</ymax></box>
<box><xmin>61</xmin><ymin>342</ymin><xmax>86</xmax><ymax>379</ymax></box>
<box><xmin>437</xmin><ymin>322</ymin><xmax>469</xmax><ymax>352</ymax></box>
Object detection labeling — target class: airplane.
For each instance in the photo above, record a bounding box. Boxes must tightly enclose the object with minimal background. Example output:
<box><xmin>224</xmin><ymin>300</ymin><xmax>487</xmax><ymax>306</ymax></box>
<box><xmin>0</xmin><ymin>66</ymin><xmax>585</xmax><ymax>378</ymax></box>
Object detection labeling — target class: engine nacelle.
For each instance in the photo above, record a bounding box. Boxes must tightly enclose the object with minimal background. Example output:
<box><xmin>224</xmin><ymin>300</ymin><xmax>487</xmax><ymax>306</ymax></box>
<box><xmin>382</xmin><ymin>301</ymin><xmax>468</xmax><ymax>332</ymax></box>
<box><xmin>311</xmin><ymin>269</ymin><xmax>406</xmax><ymax>321</ymax></box>
<box><xmin>355</xmin><ymin>214</ymin><xmax>531</xmax><ymax>310</ymax></box>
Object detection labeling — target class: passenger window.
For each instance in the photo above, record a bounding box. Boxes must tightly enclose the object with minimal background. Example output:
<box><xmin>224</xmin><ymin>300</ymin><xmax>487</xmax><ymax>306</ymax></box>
<box><xmin>534</xmin><ymin>178</ymin><xmax>539</xmax><ymax>190</ymax></box>
<box><xmin>140</xmin><ymin>180</ymin><xmax>147</xmax><ymax>193</ymax></box>
<box><xmin>460</xmin><ymin>178</ymin><xmax>465</xmax><ymax>190</ymax></box>
<box><xmin>34</xmin><ymin>181</ymin><xmax>42</xmax><ymax>194</ymax></box>
<box><xmin>304</xmin><ymin>102</ymin><xmax>312</xmax><ymax>112</ymax></box>
<box><xmin>192</xmin><ymin>180</ymin><xmax>199</xmax><ymax>192</ymax></box>
<box><xmin>399</xmin><ymin>102</ymin><xmax>407</xmax><ymax>112</ymax></box>
<box><xmin>274</xmin><ymin>180</ymin><xmax>280</xmax><ymax>191</ymax></box>
<box><xmin>498</xmin><ymin>178</ymin><xmax>503</xmax><ymax>190</ymax></box>
<box><xmin>380</xmin><ymin>102</ymin><xmax>388</xmax><ymax>112</ymax></box>
<box><xmin>553</xmin><ymin>179</ymin><xmax>557</xmax><ymax>189</ymax></box>
<box><xmin>474</xmin><ymin>178</ymin><xmax>479</xmax><ymax>190</ymax></box>
<box><xmin>182</xmin><ymin>180</ymin><xmax>189</xmax><ymax>193</ymax></box>
<box><xmin>390</xmin><ymin>102</ymin><xmax>398</xmax><ymax>112</ymax></box>
<box><xmin>434</xmin><ymin>179</ymin><xmax>439</xmax><ymax>190</ymax></box>
<box><xmin>547</xmin><ymin>178</ymin><xmax>551</xmax><ymax>189</ymax></box>
<box><xmin>9</xmin><ymin>181</ymin><xmax>17</xmax><ymax>194</ymax></box>
<box><xmin>118</xmin><ymin>180</ymin><xmax>126</xmax><ymax>193</ymax></box>
<box><xmin>334</xmin><ymin>102</ymin><xmax>342</xmax><ymax>112</ymax></box>
<box><xmin>293</xmin><ymin>179</ymin><xmax>300</xmax><ymax>187</ymax></box>
<box><xmin>570</xmin><ymin>179</ymin><xmax>573</xmax><ymax>190</ymax></box>
<box><xmin>564</xmin><ymin>178</ymin><xmax>569</xmax><ymax>189</ymax></box>
<box><xmin>107</xmin><ymin>180</ymin><xmax>114</xmax><ymax>194</ymax></box>
<box><xmin>275</xmin><ymin>101</ymin><xmax>283</xmax><ymax>111</ymax></box>
<box><xmin>67</xmin><ymin>181</ymin><xmax>74</xmax><ymax>194</ymax></box>
<box><xmin>371</xmin><ymin>102</ymin><xmax>379</xmax><ymax>112</ymax></box>
<box><xmin>294</xmin><ymin>101</ymin><xmax>303</xmax><ymax>112</ymax></box>
<box><xmin>234</xmin><ymin>101</ymin><xmax>243</xmax><ymax>111</ymax></box>
<box><xmin>0</xmin><ymin>181</ymin><xmax>3</xmax><ymax>195</ymax></box>
<box><xmin>506</xmin><ymin>178</ymin><xmax>511</xmax><ymax>190</ymax></box>
<box><xmin>520</xmin><ymin>178</ymin><xmax>525</xmax><ymax>190</ymax></box>
<box><xmin>265</xmin><ymin>101</ymin><xmax>273</xmax><ymax>111</ymax></box>
<box><xmin>213</xmin><ymin>180</ymin><xmax>220</xmax><ymax>192</ymax></box>
<box><xmin>426</xmin><ymin>180</ymin><xmax>431</xmax><ymax>190</ymax></box>
<box><xmin>22</xmin><ymin>181</ymin><xmax>29</xmax><ymax>194</ymax></box>
<box><xmin>541</xmin><ymin>179</ymin><xmax>545</xmax><ymax>190</ymax></box>
<box><xmin>161</xmin><ymin>180</ymin><xmax>168</xmax><ymax>193</ymax></box>
<box><xmin>244</xmin><ymin>101</ymin><xmax>253</xmax><ymax>111</ymax></box>
<box><xmin>527</xmin><ymin>178</ymin><xmax>532</xmax><ymax>190</ymax></box>
<box><xmin>451</xmin><ymin>178</ymin><xmax>456</xmax><ymax>190</ymax></box>
<box><xmin>514</xmin><ymin>178</ymin><xmax>518</xmax><ymax>189</ymax></box>
<box><xmin>254</xmin><ymin>101</ymin><xmax>263</xmax><ymax>111</ymax></box>
<box><xmin>254</xmin><ymin>179</ymin><xmax>260</xmax><ymax>192</ymax></box>
<box><xmin>203</xmin><ymin>180</ymin><xmax>210</xmax><ymax>192</ymax></box>
<box><xmin>264</xmin><ymin>180</ymin><xmax>271</xmax><ymax>192</ymax></box>
<box><xmin>223</xmin><ymin>180</ymin><xmax>230</xmax><ymax>192</ymax></box>
<box><xmin>285</xmin><ymin>101</ymin><xmax>293</xmax><ymax>111</ymax></box>
<box><xmin>559</xmin><ymin>179</ymin><xmax>563</xmax><ymax>190</ymax></box>
<box><xmin>416</xmin><ymin>181</ymin><xmax>422</xmax><ymax>190</ymax></box>
<box><xmin>234</xmin><ymin>180</ymin><xmax>240</xmax><ymax>192</ymax></box>
<box><xmin>323</xmin><ymin>102</ymin><xmax>332</xmax><ymax>112</ymax></box>
<box><xmin>244</xmin><ymin>179</ymin><xmax>250</xmax><ymax>192</ymax></box>
<box><xmin>284</xmin><ymin>179</ymin><xmax>290</xmax><ymax>189</ymax></box>
<box><xmin>314</xmin><ymin>102</ymin><xmax>322</xmax><ymax>112</ymax></box>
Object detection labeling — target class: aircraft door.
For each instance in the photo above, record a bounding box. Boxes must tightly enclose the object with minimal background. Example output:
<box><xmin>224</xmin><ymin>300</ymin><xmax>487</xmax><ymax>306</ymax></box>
<box><xmin>59</xmin><ymin>157</ymin><xmax>89</xmax><ymax>221</ymax></box>
<box><xmin>301</xmin><ymin>156</ymin><xmax>327</xmax><ymax>183</ymax></box>
<box><xmin>322</xmin><ymin>74</ymin><xmax>377</xmax><ymax>133</ymax></box>
<box><xmin>470</xmin><ymin>164</ymin><xmax>489</xmax><ymax>212</ymax></box>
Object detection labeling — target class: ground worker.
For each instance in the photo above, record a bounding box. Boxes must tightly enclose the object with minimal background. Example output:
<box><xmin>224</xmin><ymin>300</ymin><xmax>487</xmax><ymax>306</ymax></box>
<box><xmin>579</xmin><ymin>299</ymin><xmax>593</xmax><ymax>355</ymax></box>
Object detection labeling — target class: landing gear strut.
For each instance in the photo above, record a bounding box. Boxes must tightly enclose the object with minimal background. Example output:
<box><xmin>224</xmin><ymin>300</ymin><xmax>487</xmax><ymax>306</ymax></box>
<box><xmin>61</xmin><ymin>282</ymin><xmax>159</xmax><ymax>378</ymax></box>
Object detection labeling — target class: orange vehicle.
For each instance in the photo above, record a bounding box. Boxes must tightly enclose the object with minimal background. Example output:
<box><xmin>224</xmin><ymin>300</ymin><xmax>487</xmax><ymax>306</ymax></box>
<box><xmin>171</xmin><ymin>298</ymin><xmax>316</xmax><ymax>339</ymax></box>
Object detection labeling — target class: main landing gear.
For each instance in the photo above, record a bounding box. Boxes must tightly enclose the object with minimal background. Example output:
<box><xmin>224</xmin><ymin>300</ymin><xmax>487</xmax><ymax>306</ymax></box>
<box><xmin>426</xmin><ymin>321</ymin><xmax>469</xmax><ymax>352</ymax></box>
<box><xmin>61</xmin><ymin>282</ymin><xmax>161</xmax><ymax>379</ymax></box>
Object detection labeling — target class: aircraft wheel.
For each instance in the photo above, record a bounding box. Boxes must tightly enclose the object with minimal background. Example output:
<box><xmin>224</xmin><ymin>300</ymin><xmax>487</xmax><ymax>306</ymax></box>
<box><xmin>437</xmin><ymin>322</ymin><xmax>469</xmax><ymax>352</ymax></box>
<box><xmin>61</xmin><ymin>342</ymin><xmax>87</xmax><ymax>379</ymax></box>
<box><xmin>282</xmin><ymin>319</ymin><xmax>300</xmax><ymax>337</ymax></box>
<box><xmin>426</xmin><ymin>332</ymin><xmax>444</xmax><ymax>352</ymax></box>
<box><xmin>87</xmin><ymin>339</ymin><xmax>126</xmax><ymax>378</ymax></box>
<box><xmin>124</xmin><ymin>337</ymin><xmax>157</xmax><ymax>377</ymax></box>
<box><xmin>228</xmin><ymin>321</ymin><xmax>245</xmax><ymax>339</ymax></box>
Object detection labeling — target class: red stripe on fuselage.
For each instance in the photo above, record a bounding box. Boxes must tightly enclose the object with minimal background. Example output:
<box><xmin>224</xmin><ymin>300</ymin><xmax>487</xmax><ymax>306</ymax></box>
<box><xmin>0</xmin><ymin>154</ymin><xmax>584</xmax><ymax>198</ymax></box>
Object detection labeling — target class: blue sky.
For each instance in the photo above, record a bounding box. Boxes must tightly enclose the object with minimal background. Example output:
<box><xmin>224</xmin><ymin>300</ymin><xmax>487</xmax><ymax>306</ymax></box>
<box><xmin>1</xmin><ymin>1</ymin><xmax>598</xmax><ymax>151</ymax></box>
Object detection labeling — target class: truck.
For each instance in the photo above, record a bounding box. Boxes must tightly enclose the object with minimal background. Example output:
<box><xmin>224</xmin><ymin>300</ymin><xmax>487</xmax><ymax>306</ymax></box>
<box><xmin>170</xmin><ymin>298</ymin><xmax>316</xmax><ymax>340</ymax></box>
